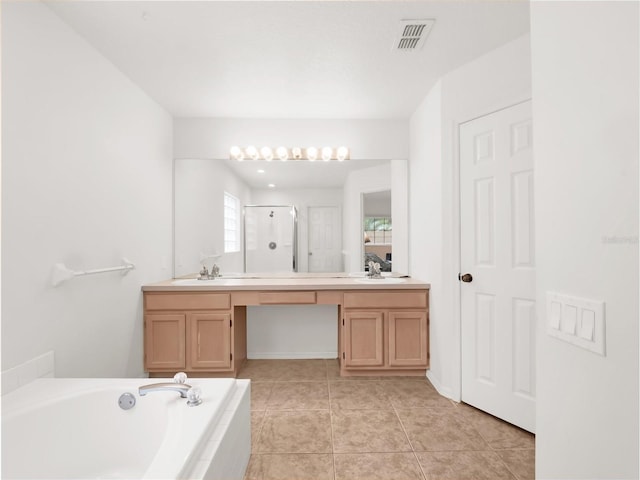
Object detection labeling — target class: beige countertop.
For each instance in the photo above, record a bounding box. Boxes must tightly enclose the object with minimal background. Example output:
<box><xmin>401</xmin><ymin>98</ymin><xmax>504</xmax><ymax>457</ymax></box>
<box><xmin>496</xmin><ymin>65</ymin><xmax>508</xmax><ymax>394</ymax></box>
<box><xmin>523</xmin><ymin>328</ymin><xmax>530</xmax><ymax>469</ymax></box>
<box><xmin>142</xmin><ymin>273</ymin><xmax>430</xmax><ymax>292</ymax></box>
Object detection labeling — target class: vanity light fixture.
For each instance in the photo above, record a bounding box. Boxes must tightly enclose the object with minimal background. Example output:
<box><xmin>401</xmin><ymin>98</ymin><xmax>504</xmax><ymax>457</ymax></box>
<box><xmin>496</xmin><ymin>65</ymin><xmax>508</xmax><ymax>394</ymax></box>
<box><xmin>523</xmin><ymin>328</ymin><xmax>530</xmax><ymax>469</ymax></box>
<box><xmin>246</xmin><ymin>146</ymin><xmax>259</xmax><ymax>161</ymax></box>
<box><xmin>322</xmin><ymin>146</ymin><xmax>333</xmax><ymax>162</ymax></box>
<box><xmin>337</xmin><ymin>146</ymin><xmax>349</xmax><ymax>162</ymax></box>
<box><xmin>230</xmin><ymin>146</ymin><xmax>244</xmax><ymax>162</ymax></box>
<box><xmin>276</xmin><ymin>146</ymin><xmax>288</xmax><ymax>161</ymax></box>
<box><xmin>229</xmin><ymin>146</ymin><xmax>349</xmax><ymax>162</ymax></box>
<box><xmin>306</xmin><ymin>147</ymin><xmax>318</xmax><ymax>162</ymax></box>
<box><xmin>260</xmin><ymin>146</ymin><xmax>273</xmax><ymax>161</ymax></box>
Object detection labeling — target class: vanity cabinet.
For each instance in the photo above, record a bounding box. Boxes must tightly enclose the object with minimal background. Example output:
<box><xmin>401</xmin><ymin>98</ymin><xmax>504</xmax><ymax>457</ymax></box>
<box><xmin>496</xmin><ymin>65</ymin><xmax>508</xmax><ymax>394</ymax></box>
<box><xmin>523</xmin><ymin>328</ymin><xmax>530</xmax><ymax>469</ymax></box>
<box><xmin>342</xmin><ymin>291</ymin><xmax>429</xmax><ymax>374</ymax></box>
<box><xmin>144</xmin><ymin>313</ymin><xmax>186</xmax><ymax>370</ymax></box>
<box><xmin>187</xmin><ymin>312</ymin><xmax>231</xmax><ymax>370</ymax></box>
<box><xmin>144</xmin><ymin>292</ymin><xmax>246</xmax><ymax>377</ymax></box>
<box><xmin>142</xmin><ymin>282</ymin><xmax>429</xmax><ymax>378</ymax></box>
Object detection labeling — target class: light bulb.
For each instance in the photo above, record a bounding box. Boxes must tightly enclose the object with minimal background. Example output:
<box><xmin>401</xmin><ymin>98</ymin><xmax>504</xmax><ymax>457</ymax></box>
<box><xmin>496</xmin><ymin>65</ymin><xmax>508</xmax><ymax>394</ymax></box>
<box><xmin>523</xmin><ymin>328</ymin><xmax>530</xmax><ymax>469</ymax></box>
<box><xmin>230</xmin><ymin>146</ymin><xmax>244</xmax><ymax>161</ymax></box>
<box><xmin>292</xmin><ymin>147</ymin><xmax>302</xmax><ymax>159</ymax></box>
<box><xmin>260</xmin><ymin>146</ymin><xmax>273</xmax><ymax>161</ymax></box>
<box><xmin>306</xmin><ymin>147</ymin><xmax>318</xmax><ymax>162</ymax></box>
<box><xmin>246</xmin><ymin>145</ymin><xmax>259</xmax><ymax>160</ymax></box>
<box><xmin>337</xmin><ymin>146</ymin><xmax>349</xmax><ymax>161</ymax></box>
<box><xmin>322</xmin><ymin>146</ymin><xmax>333</xmax><ymax>162</ymax></box>
<box><xmin>276</xmin><ymin>146</ymin><xmax>288</xmax><ymax>161</ymax></box>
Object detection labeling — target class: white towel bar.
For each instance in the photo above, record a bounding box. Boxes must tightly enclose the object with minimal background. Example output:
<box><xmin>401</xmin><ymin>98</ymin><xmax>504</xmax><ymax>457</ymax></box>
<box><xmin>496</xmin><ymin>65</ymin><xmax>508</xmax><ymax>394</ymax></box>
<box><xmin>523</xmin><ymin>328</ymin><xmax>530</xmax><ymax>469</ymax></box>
<box><xmin>52</xmin><ymin>258</ymin><xmax>135</xmax><ymax>287</ymax></box>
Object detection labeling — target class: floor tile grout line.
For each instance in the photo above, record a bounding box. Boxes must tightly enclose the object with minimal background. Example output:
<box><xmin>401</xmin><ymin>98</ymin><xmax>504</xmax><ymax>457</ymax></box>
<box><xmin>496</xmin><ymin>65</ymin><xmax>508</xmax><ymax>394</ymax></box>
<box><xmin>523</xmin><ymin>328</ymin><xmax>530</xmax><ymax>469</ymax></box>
<box><xmin>463</xmin><ymin>413</ymin><xmax>523</xmax><ymax>480</ymax></box>
<box><xmin>327</xmin><ymin>376</ymin><xmax>338</xmax><ymax>480</ymax></box>
<box><xmin>391</xmin><ymin>402</ymin><xmax>428</xmax><ymax>480</ymax></box>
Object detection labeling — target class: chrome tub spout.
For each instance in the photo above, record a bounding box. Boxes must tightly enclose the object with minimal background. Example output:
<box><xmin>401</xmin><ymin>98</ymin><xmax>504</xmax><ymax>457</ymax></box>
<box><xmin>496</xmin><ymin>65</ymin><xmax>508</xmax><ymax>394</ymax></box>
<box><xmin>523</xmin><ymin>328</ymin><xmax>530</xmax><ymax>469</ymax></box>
<box><xmin>138</xmin><ymin>382</ymin><xmax>192</xmax><ymax>398</ymax></box>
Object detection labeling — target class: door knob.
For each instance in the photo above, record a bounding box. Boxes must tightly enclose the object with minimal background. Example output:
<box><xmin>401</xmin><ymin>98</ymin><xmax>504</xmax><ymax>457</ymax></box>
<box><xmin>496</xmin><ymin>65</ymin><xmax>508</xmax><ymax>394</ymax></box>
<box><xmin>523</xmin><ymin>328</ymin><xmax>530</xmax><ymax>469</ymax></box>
<box><xmin>459</xmin><ymin>273</ymin><xmax>473</xmax><ymax>283</ymax></box>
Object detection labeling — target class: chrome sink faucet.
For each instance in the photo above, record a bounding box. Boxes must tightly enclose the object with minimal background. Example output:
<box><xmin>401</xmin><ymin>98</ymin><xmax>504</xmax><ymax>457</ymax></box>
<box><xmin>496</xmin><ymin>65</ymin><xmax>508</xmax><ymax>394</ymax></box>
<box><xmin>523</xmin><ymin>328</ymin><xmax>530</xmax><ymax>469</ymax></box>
<box><xmin>198</xmin><ymin>264</ymin><xmax>220</xmax><ymax>280</ymax></box>
<box><xmin>367</xmin><ymin>261</ymin><xmax>383</xmax><ymax>279</ymax></box>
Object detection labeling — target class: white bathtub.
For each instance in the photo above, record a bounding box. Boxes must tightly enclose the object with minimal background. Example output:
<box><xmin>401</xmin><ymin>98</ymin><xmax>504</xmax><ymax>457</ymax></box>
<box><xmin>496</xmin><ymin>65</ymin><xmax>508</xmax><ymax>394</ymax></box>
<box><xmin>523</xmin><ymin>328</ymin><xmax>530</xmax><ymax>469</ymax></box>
<box><xmin>1</xmin><ymin>377</ymin><xmax>251</xmax><ymax>480</ymax></box>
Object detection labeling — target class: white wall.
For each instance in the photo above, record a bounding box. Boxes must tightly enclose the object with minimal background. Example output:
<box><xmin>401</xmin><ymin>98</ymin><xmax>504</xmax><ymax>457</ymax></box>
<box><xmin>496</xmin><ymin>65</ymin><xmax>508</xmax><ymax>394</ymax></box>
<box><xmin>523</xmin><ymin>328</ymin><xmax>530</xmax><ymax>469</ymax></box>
<box><xmin>174</xmin><ymin>159</ymin><xmax>251</xmax><ymax>276</ymax></box>
<box><xmin>531</xmin><ymin>3</ymin><xmax>638</xmax><ymax>478</ymax></box>
<box><xmin>247</xmin><ymin>306</ymin><xmax>338</xmax><ymax>359</ymax></box>
<box><xmin>174</xmin><ymin>118</ymin><xmax>409</xmax><ymax>161</ymax></box>
<box><xmin>2</xmin><ymin>2</ymin><xmax>173</xmax><ymax>377</ymax></box>
<box><xmin>409</xmin><ymin>80</ymin><xmax>444</xmax><ymax>390</ymax></box>
<box><xmin>409</xmin><ymin>34</ymin><xmax>532</xmax><ymax>398</ymax></box>
<box><xmin>363</xmin><ymin>194</ymin><xmax>391</xmax><ymax>217</ymax></box>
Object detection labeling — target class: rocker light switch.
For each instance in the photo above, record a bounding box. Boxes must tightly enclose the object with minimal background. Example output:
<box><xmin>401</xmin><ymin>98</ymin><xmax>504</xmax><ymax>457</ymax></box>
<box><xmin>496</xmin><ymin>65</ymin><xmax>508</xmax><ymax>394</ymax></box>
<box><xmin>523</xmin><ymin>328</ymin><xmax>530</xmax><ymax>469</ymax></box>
<box><xmin>546</xmin><ymin>292</ymin><xmax>606</xmax><ymax>356</ymax></box>
<box><xmin>580</xmin><ymin>310</ymin><xmax>595</xmax><ymax>341</ymax></box>
<box><xmin>561</xmin><ymin>305</ymin><xmax>577</xmax><ymax>334</ymax></box>
<box><xmin>549</xmin><ymin>301</ymin><xmax>561</xmax><ymax>330</ymax></box>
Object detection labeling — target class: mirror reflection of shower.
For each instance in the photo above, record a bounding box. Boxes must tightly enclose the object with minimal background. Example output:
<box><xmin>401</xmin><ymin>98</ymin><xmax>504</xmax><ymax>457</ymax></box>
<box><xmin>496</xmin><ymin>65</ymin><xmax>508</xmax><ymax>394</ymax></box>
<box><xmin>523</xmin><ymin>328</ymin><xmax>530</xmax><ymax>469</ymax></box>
<box><xmin>244</xmin><ymin>205</ymin><xmax>297</xmax><ymax>273</ymax></box>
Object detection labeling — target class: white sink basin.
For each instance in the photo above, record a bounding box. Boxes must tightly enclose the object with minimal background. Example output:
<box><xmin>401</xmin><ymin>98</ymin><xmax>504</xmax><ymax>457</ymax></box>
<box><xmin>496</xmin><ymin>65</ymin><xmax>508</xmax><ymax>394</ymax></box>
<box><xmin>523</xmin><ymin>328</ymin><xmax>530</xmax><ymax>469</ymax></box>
<box><xmin>171</xmin><ymin>279</ymin><xmax>232</xmax><ymax>286</ymax></box>
<box><xmin>354</xmin><ymin>277</ymin><xmax>406</xmax><ymax>284</ymax></box>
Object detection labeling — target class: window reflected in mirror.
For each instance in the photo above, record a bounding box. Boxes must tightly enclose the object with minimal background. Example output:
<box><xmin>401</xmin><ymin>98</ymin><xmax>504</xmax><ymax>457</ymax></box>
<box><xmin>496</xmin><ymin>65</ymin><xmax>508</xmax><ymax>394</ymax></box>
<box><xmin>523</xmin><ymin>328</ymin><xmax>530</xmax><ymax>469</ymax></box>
<box><xmin>362</xmin><ymin>190</ymin><xmax>392</xmax><ymax>272</ymax></box>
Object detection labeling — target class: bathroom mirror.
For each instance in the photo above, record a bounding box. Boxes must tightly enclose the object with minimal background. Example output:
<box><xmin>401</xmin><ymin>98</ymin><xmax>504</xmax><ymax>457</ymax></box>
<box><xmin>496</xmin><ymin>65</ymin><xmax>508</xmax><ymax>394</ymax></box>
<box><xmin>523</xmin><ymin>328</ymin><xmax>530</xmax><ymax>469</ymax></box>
<box><xmin>363</xmin><ymin>190</ymin><xmax>392</xmax><ymax>272</ymax></box>
<box><xmin>173</xmin><ymin>158</ymin><xmax>408</xmax><ymax>276</ymax></box>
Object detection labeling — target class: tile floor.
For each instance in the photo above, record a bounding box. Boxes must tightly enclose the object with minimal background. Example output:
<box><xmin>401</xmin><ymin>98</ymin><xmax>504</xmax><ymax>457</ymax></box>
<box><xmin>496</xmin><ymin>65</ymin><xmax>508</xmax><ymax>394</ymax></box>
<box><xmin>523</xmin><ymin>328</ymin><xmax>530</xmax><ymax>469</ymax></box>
<box><xmin>240</xmin><ymin>359</ymin><xmax>535</xmax><ymax>480</ymax></box>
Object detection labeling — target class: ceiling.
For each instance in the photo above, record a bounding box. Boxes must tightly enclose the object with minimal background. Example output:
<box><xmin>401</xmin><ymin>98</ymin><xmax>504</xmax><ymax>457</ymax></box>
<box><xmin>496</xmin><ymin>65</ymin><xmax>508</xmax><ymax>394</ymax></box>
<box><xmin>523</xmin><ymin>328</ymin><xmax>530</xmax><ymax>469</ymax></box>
<box><xmin>46</xmin><ymin>0</ymin><xmax>531</xmax><ymax>120</ymax></box>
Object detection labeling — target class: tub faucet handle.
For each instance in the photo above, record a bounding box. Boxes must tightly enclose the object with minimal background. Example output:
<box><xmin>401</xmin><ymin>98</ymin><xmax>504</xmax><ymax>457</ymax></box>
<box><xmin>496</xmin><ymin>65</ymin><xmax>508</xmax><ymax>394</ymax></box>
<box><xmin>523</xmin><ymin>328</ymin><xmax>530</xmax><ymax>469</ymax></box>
<box><xmin>173</xmin><ymin>372</ymin><xmax>188</xmax><ymax>384</ymax></box>
<box><xmin>187</xmin><ymin>387</ymin><xmax>202</xmax><ymax>407</ymax></box>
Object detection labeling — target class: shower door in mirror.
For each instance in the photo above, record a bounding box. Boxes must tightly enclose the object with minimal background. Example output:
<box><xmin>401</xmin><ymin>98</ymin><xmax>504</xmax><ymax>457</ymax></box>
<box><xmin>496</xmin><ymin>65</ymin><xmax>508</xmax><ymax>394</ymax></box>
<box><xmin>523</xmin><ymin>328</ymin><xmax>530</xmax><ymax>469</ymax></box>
<box><xmin>244</xmin><ymin>205</ymin><xmax>297</xmax><ymax>273</ymax></box>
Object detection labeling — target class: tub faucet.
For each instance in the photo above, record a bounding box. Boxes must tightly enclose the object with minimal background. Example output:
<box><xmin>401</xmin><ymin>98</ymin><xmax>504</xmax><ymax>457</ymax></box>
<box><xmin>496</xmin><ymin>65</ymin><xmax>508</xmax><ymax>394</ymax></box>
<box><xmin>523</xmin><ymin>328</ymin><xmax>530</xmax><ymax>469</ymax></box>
<box><xmin>138</xmin><ymin>382</ymin><xmax>191</xmax><ymax>398</ymax></box>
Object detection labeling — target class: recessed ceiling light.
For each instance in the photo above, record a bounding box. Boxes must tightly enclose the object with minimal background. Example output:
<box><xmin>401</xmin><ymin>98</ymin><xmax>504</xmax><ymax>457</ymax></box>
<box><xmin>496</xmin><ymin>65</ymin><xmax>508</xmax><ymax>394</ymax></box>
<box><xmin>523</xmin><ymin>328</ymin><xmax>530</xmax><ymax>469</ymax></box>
<box><xmin>268</xmin><ymin>183</ymin><xmax>275</xmax><ymax>188</ymax></box>
<box><xmin>257</xmin><ymin>169</ymin><xmax>265</xmax><ymax>174</ymax></box>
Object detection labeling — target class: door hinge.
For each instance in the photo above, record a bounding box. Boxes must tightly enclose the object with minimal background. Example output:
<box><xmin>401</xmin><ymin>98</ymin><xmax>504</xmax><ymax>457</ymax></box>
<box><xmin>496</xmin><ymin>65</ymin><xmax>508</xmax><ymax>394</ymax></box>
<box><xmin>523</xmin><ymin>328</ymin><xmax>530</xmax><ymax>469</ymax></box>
<box><xmin>230</xmin><ymin>319</ymin><xmax>233</xmax><ymax>327</ymax></box>
<box><xmin>342</xmin><ymin>352</ymin><xmax>345</xmax><ymax>360</ymax></box>
<box><xmin>342</xmin><ymin>318</ymin><xmax>344</xmax><ymax>326</ymax></box>
<box><xmin>230</xmin><ymin>353</ymin><xmax>233</xmax><ymax>361</ymax></box>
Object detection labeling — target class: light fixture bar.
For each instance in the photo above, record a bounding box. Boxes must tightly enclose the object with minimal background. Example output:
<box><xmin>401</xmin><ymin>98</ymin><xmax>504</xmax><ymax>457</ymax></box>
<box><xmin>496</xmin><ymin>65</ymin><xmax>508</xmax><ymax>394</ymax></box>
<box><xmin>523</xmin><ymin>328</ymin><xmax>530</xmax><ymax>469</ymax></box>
<box><xmin>229</xmin><ymin>146</ymin><xmax>350</xmax><ymax>162</ymax></box>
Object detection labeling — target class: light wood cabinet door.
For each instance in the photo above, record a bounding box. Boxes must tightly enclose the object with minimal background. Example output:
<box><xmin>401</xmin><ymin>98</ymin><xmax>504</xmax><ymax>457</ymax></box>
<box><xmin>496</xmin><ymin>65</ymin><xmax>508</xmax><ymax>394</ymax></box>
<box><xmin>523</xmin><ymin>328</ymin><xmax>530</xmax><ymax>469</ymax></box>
<box><xmin>186</xmin><ymin>313</ymin><xmax>232</xmax><ymax>370</ymax></box>
<box><xmin>388</xmin><ymin>311</ymin><xmax>428</xmax><ymax>367</ymax></box>
<box><xmin>343</xmin><ymin>311</ymin><xmax>384</xmax><ymax>368</ymax></box>
<box><xmin>144</xmin><ymin>314</ymin><xmax>186</xmax><ymax>370</ymax></box>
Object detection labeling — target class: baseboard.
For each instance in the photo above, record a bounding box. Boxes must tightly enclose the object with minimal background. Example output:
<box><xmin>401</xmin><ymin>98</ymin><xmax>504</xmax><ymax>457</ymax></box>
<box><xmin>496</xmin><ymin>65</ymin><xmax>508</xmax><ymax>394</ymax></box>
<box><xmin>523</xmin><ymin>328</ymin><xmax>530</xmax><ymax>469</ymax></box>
<box><xmin>247</xmin><ymin>352</ymin><xmax>338</xmax><ymax>360</ymax></box>
<box><xmin>426</xmin><ymin>370</ymin><xmax>456</xmax><ymax>401</ymax></box>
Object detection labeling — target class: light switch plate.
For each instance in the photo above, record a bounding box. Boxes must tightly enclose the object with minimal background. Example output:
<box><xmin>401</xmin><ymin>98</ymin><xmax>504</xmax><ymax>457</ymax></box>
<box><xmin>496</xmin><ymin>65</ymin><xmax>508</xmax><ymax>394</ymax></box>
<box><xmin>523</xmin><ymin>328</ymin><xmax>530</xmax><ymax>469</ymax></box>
<box><xmin>546</xmin><ymin>292</ymin><xmax>606</xmax><ymax>356</ymax></box>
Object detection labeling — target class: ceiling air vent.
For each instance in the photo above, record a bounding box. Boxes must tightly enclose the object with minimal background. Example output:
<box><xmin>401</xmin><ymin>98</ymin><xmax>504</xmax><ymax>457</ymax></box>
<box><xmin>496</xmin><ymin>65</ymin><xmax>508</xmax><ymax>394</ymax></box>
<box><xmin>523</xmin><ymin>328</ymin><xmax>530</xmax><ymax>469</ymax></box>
<box><xmin>395</xmin><ymin>19</ymin><xmax>435</xmax><ymax>52</ymax></box>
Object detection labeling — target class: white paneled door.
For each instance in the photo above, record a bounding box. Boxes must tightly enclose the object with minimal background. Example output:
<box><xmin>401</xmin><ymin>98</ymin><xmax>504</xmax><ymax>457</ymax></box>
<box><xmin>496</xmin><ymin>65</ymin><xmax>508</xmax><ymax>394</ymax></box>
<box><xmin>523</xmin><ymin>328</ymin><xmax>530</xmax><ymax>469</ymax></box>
<box><xmin>308</xmin><ymin>206</ymin><xmax>342</xmax><ymax>272</ymax></box>
<box><xmin>460</xmin><ymin>101</ymin><xmax>536</xmax><ymax>433</ymax></box>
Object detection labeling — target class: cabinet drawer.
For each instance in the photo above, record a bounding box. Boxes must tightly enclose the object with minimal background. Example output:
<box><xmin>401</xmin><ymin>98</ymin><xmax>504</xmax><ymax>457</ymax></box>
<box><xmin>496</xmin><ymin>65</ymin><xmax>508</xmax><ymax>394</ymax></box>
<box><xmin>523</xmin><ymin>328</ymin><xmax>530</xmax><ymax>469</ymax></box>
<box><xmin>145</xmin><ymin>293</ymin><xmax>231</xmax><ymax>311</ymax></box>
<box><xmin>259</xmin><ymin>291</ymin><xmax>317</xmax><ymax>304</ymax></box>
<box><xmin>344</xmin><ymin>291</ymin><xmax>427</xmax><ymax>309</ymax></box>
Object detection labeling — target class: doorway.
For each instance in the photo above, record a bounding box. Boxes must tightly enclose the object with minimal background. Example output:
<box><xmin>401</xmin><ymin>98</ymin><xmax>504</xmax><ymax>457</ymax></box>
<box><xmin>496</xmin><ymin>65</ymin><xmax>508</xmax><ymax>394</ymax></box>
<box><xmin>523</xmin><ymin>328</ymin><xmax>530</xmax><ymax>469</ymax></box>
<box><xmin>362</xmin><ymin>190</ymin><xmax>392</xmax><ymax>272</ymax></box>
<box><xmin>307</xmin><ymin>206</ymin><xmax>342</xmax><ymax>273</ymax></box>
<box><xmin>459</xmin><ymin>100</ymin><xmax>536</xmax><ymax>433</ymax></box>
